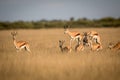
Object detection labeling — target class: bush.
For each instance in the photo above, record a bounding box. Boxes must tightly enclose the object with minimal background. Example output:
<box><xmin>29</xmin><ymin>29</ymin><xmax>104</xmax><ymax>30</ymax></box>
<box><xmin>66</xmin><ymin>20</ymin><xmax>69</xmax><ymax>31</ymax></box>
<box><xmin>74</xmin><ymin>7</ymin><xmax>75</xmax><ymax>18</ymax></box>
<box><xmin>0</xmin><ymin>17</ymin><xmax>120</xmax><ymax>30</ymax></box>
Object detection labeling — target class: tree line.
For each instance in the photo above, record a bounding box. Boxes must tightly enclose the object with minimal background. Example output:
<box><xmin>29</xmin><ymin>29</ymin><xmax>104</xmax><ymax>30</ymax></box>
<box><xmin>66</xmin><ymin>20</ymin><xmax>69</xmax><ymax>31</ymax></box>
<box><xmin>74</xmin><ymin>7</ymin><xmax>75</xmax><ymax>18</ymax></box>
<box><xmin>0</xmin><ymin>17</ymin><xmax>120</xmax><ymax>30</ymax></box>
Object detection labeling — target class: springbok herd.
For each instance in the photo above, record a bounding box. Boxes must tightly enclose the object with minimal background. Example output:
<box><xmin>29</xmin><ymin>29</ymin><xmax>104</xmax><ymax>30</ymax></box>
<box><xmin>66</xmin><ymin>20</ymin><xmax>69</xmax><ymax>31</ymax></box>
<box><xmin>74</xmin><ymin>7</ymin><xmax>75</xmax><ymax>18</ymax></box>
<box><xmin>11</xmin><ymin>25</ymin><xmax>120</xmax><ymax>53</ymax></box>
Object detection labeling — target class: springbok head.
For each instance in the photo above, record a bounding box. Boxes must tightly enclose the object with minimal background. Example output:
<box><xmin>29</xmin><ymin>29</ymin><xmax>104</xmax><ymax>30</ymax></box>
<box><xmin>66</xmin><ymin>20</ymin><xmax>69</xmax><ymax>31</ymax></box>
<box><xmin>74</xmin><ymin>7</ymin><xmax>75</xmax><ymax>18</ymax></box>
<box><xmin>59</xmin><ymin>40</ymin><xmax>65</xmax><ymax>48</ymax></box>
<box><xmin>108</xmin><ymin>42</ymin><xmax>114</xmax><ymax>49</ymax></box>
<box><xmin>11</xmin><ymin>31</ymin><xmax>18</xmax><ymax>39</ymax></box>
<box><xmin>11</xmin><ymin>31</ymin><xmax>17</xmax><ymax>36</ymax></box>
<box><xmin>64</xmin><ymin>25</ymin><xmax>70</xmax><ymax>34</ymax></box>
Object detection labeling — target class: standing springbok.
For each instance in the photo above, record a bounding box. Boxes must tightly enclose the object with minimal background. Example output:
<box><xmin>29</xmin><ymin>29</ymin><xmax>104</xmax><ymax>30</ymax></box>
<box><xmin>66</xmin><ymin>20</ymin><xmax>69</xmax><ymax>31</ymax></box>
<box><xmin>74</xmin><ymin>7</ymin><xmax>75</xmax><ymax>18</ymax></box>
<box><xmin>64</xmin><ymin>25</ymin><xmax>83</xmax><ymax>47</ymax></box>
<box><xmin>59</xmin><ymin>40</ymin><xmax>71</xmax><ymax>53</ymax></box>
<box><xmin>75</xmin><ymin>38</ymin><xmax>84</xmax><ymax>52</ymax></box>
<box><xmin>82</xmin><ymin>32</ymin><xmax>91</xmax><ymax>46</ymax></box>
<box><xmin>90</xmin><ymin>41</ymin><xmax>103</xmax><ymax>51</ymax></box>
<box><xmin>87</xmin><ymin>31</ymin><xmax>102</xmax><ymax>46</ymax></box>
<box><xmin>108</xmin><ymin>42</ymin><xmax>120</xmax><ymax>50</ymax></box>
<box><xmin>11</xmin><ymin>32</ymin><xmax>31</xmax><ymax>53</ymax></box>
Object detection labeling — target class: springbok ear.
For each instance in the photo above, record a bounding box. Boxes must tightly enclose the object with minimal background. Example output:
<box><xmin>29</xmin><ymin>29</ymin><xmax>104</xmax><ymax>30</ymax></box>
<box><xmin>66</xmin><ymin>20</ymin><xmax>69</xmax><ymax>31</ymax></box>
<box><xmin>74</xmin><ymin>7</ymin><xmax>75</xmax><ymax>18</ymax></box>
<box><xmin>64</xmin><ymin>25</ymin><xmax>67</xmax><ymax>29</ymax></box>
<box><xmin>59</xmin><ymin>40</ymin><xmax>61</xmax><ymax>42</ymax></box>
<box><xmin>64</xmin><ymin>25</ymin><xmax>66</xmax><ymax>29</ymax></box>
<box><xmin>64</xmin><ymin>24</ymin><xmax>69</xmax><ymax>29</ymax></box>
<box><xmin>87</xmin><ymin>31</ymin><xmax>91</xmax><ymax>35</ymax></box>
<box><xmin>84</xmin><ymin>32</ymin><xmax>87</xmax><ymax>36</ymax></box>
<box><xmin>11</xmin><ymin>32</ymin><xmax>14</xmax><ymax>35</ymax></box>
<box><xmin>11</xmin><ymin>31</ymin><xmax>17</xmax><ymax>36</ymax></box>
<box><xmin>109</xmin><ymin>42</ymin><xmax>114</xmax><ymax>45</ymax></box>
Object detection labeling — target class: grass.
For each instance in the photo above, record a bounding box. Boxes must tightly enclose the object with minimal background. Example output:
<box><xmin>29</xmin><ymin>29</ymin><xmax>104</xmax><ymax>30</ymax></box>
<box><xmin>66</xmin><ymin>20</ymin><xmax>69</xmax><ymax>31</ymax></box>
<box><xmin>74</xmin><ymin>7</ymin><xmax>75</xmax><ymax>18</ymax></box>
<box><xmin>0</xmin><ymin>28</ymin><xmax>120</xmax><ymax>80</ymax></box>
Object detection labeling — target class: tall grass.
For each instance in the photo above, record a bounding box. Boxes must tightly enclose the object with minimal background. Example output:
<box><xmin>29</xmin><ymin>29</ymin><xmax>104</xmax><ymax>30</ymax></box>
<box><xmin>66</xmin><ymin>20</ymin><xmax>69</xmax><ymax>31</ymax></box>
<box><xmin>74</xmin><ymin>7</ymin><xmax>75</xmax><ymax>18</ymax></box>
<box><xmin>0</xmin><ymin>28</ymin><xmax>120</xmax><ymax>80</ymax></box>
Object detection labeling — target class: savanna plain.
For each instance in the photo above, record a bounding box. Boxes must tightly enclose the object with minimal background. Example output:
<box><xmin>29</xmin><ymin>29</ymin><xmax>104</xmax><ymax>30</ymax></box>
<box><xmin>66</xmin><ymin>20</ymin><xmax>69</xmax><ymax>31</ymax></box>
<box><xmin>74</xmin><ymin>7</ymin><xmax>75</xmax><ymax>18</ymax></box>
<box><xmin>0</xmin><ymin>28</ymin><xmax>120</xmax><ymax>80</ymax></box>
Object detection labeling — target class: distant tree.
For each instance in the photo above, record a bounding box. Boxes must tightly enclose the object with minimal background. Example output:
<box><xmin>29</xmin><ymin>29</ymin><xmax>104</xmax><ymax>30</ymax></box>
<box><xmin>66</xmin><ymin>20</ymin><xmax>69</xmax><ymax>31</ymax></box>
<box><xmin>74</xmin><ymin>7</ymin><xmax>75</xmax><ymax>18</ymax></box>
<box><xmin>70</xmin><ymin>17</ymin><xmax>74</xmax><ymax>21</ymax></box>
<box><xmin>99</xmin><ymin>17</ymin><xmax>115</xmax><ymax>22</ymax></box>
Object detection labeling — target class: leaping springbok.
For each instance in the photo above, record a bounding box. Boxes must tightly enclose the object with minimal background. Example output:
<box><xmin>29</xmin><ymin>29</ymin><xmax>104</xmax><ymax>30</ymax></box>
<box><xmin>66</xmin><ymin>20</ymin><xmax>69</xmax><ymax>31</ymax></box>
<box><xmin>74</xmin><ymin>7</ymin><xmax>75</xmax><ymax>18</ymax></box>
<box><xmin>11</xmin><ymin>31</ymin><xmax>31</xmax><ymax>53</ymax></box>
<box><xmin>64</xmin><ymin>25</ymin><xmax>83</xmax><ymax>47</ymax></box>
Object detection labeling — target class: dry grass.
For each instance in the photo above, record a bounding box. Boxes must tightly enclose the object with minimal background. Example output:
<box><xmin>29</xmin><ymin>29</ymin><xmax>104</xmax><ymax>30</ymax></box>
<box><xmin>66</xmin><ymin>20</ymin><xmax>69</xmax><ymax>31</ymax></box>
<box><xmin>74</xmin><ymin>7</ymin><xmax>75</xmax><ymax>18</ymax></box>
<box><xmin>0</xmin><ymin>28</ymin><xmax>120</xmax><ymax>80</ymax></box>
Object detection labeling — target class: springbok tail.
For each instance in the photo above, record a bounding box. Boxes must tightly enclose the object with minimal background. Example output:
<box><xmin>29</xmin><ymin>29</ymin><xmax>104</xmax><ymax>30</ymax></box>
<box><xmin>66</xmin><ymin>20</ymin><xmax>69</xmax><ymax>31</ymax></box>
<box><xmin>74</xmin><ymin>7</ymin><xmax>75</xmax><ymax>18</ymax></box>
<box><xmin>26</xmin><ymin>44</ymin><xmax>31</xmax><ymax>53</ymax></box>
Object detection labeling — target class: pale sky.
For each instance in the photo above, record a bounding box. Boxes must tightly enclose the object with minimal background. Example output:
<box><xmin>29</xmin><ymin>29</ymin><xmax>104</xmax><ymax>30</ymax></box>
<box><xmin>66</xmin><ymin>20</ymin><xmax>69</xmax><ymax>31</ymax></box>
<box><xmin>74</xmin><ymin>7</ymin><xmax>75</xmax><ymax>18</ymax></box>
<box><xmin>0</xmin><ymin>0</ymin><xmax>120</xmax><ymax>21</ymax></box>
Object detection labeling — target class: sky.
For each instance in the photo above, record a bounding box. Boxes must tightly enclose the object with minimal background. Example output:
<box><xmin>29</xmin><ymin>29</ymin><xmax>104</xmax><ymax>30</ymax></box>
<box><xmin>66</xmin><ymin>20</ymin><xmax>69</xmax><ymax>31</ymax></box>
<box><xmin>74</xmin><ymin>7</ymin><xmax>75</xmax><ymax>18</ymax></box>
<box><xmin>0</xmin><ymin>0</ymin><xmax>120</xmax><ymax>21</ymax></box>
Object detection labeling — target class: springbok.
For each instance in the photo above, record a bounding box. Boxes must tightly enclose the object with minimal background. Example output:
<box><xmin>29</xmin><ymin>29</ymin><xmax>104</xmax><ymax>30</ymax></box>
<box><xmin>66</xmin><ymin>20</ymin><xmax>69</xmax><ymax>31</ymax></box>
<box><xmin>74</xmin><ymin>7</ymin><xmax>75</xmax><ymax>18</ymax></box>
<box><xmin>11</xmin><ymin>32</ymin><xmax>31</xmax><ymax>53</ymax></box>
<box><xmin>87</xmin><ymin>31</ymin><xmax>101</xmax><ymax>45</ymax></box>
<box><xmin>75</xmin><ymin>38</ymin><xmax>84</xmax><ymax>52</ymax></box>
<box><xmin>90</xmin><ymin>41</ymin><xmax>103</xmax><ymax>51</ymax></box>
<box><xmin>64</xmin><ymin>25</ymin><xmax>83</xmax><ymax>47</ymax></box>
<box><xmin>82</xmin><ymin>32</ymin><xmax>91</xmax><ymax>46</ymax></box>
<box><xmin>59</xmin><ymin>40</ymin><xmax>71</xmax><ymax>53</ymax></box>
<box><xmin>108</xmin><ymin>42</ymin><xmax>120</xmax><ymax>50</ymax></box>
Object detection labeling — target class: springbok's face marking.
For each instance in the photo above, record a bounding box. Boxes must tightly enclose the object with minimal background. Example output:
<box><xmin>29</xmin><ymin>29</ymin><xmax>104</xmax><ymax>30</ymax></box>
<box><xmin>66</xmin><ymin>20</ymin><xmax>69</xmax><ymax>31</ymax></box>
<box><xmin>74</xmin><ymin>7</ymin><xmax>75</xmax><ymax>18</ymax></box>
<box><xmin>108</xmin><ymin>42</ymin><xmax>114</xmax><ymax>49</ymax></box>
<box><xmin>59</xmin><ymin>40</ymin><xmax>64</xmax><ymax>47</ymax></box>
<box><xmin>64</xmin><ymin>25</ymin><xmax>69</xmax><ymax>34</ymax></box>
<box><xmin>64</xmin><ymin>29</ymin><xmax>68</xmax><ymax>34</ymax></box>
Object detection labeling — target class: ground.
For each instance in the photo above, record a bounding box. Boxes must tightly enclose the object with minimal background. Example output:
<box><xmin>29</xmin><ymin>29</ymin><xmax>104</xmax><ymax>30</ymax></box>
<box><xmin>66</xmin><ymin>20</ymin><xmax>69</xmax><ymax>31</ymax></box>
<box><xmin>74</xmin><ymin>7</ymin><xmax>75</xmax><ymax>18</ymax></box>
<box><xmin>0</xmin><ymin>28</ymin><xmax>120</xmax><ymax>80</ymax></box>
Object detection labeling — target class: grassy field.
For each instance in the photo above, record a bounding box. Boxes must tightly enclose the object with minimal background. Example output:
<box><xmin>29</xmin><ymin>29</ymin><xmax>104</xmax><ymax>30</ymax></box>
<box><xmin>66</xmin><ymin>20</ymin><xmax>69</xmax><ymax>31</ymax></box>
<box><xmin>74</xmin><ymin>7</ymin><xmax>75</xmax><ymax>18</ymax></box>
<box><xmin>0</xmin><ymin>28</ymin><xmax>120</xmax><ymax>80</ymax></box>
